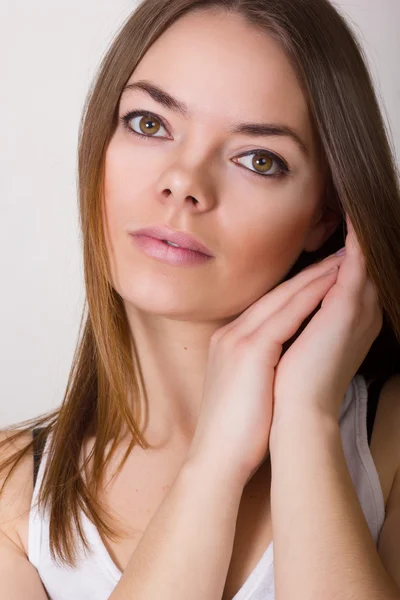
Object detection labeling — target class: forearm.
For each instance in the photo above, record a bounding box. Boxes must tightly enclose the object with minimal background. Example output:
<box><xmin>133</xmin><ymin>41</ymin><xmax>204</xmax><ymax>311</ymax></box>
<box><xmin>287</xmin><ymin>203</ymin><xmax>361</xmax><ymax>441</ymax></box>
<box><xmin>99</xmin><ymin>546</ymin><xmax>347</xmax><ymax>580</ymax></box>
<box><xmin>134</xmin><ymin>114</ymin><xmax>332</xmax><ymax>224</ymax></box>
<box><xmin>269</xmin><ymin>411</ymin><xmax>400</xmax><ymax>600</ymax></box>
<box><xmin>109</xmin><ymin>457</ymin><xmax>245</xmax><ymax>600</ymax></box>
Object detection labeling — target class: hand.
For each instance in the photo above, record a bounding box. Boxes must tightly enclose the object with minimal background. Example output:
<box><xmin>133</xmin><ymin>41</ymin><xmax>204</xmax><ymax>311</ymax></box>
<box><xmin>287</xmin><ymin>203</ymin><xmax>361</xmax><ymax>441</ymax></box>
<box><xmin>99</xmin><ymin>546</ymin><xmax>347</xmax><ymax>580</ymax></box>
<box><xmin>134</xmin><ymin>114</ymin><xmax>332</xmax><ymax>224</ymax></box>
<box><xmin>270</xmin><ymin>214</ymin><xmax>383</xmax><ymax>435</ymax></box>
<box><xmin>186</xmin><ymin>248</ymin><xmax>346</xmax><ymax>486</ymax></box>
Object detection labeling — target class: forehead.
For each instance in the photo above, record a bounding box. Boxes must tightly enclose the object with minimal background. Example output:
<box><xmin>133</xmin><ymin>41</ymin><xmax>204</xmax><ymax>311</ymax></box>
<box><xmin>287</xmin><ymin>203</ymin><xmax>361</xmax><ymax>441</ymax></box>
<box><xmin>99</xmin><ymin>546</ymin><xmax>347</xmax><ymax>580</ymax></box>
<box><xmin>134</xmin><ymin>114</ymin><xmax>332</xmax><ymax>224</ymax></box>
<box><xmin>125</xmin><ymin>10</ymin><xmax>314</xmax><ymax>151</ymax></box>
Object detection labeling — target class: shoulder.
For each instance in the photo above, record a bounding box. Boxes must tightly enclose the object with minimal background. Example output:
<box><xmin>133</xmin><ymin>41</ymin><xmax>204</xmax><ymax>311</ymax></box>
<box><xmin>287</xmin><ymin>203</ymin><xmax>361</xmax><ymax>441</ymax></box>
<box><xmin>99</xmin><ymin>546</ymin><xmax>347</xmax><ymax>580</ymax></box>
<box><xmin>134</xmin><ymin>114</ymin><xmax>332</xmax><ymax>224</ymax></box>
<box><xmin>0</xmin><ymin>429</ymin><xmax>35</xmax><ymax>554</ymax></box>
<box><xmin>369</xmin><ymin>374</ymin><xmax>400</xmax><ymax>506</ymax></box>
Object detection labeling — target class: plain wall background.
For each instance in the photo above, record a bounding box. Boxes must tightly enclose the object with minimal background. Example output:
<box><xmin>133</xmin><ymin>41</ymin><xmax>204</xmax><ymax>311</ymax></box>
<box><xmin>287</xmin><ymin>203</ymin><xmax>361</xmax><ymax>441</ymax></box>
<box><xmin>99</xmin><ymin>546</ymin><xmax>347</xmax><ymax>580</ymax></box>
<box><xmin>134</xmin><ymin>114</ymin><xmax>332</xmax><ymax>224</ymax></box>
<box><xmin>1</xmin><ymin>1</ymin><xmax>399</xmax><ymax>426</ymax></box>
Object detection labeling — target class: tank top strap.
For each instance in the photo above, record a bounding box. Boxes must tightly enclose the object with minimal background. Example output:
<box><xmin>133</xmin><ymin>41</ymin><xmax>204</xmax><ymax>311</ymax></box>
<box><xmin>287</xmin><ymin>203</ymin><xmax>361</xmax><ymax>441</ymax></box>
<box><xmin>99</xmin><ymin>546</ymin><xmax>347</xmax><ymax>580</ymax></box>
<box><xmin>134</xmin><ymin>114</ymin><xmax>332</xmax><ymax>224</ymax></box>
<box><xmin>32</xmin><ymin>427</ymin><xmax>49</xmax><ymax>489</ymax></box>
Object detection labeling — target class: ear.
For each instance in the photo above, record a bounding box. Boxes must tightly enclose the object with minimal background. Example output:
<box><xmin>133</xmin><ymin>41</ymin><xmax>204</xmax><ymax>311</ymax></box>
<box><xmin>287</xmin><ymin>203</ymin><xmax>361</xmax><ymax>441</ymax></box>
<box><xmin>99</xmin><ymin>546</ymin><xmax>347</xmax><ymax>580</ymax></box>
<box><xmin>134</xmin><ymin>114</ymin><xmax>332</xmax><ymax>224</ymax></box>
<box><xmin>303</xmin><ymin>192</ymin><xmax>342</xmax><ymax>253</ymax></box>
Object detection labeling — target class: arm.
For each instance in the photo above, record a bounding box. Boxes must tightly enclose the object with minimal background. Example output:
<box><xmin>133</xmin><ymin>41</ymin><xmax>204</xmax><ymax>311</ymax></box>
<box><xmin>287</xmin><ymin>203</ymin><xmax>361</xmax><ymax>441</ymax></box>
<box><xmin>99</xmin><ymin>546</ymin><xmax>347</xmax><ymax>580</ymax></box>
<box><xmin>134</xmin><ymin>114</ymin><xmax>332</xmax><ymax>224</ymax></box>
<box><xmin>269</xmin><ymin>410</ymin><xmax>400</xmax><ymax>600</ymax></box>
<box><xmin>109</xmin><ymin>456</ymin><xmax>246</xmax><ymax>600</ymax></box>
<box><xmin>0</xmin><ymin>430</ymin><xmax>49</xmax><ymax>600</ymax></box>
<box><xmin>0</xmin><ymin>530</ymin><xmax>49</xmax><ymax>600</ymax></box>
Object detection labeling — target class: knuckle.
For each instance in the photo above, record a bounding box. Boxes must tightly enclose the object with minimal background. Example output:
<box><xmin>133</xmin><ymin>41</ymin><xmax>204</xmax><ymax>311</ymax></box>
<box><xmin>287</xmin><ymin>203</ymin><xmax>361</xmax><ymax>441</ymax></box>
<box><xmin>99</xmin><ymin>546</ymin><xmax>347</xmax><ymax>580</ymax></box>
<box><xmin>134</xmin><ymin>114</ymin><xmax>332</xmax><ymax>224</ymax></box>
<box><xmin>230</xmin><ymin>334</ymin><xmax>250</xmax><ymax>351</ymax></box>
<box><xmin>215</xmin><ymin>329</ymin><xmax>250</xmax><ymax>354</ymax></box>
<box><xmin>210</xmin><ymin>329</ymin><xmax>224</xmax><ymax>345</ymax></box>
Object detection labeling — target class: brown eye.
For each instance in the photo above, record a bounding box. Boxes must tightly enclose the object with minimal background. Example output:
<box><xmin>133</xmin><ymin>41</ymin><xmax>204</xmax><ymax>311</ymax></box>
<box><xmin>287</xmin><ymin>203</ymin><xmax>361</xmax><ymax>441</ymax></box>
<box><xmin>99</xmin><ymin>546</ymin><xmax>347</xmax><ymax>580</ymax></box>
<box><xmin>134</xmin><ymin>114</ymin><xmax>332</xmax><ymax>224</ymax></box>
<box><xmin>138</xmin><ymin>116</ymin><xmax>161</xmax><ymax>135</ymax></box>
<box><xmin>233</xmin><ymin>150</ymin><xmax>288</xmax><ymax>178</ymax></box>
<box><xmin>120</xmin><ymin>110</ymin><xmax>169</xmax><ymax>138</ymax></box>
<box><xmin>252</xmin><ymin>153</ymin><xmax>273</xmax><ymax>174</ymax></box>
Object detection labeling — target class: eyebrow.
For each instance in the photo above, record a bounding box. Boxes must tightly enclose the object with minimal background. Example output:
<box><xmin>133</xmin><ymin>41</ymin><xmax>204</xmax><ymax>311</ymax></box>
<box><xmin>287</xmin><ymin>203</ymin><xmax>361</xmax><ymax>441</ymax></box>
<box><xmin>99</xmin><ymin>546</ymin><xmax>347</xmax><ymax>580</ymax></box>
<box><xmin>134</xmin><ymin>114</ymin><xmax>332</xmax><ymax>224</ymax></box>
<box><xmin>121</xmin><ymin>80</ymin><xmax>309</xmax><ymax>158</ymax></box>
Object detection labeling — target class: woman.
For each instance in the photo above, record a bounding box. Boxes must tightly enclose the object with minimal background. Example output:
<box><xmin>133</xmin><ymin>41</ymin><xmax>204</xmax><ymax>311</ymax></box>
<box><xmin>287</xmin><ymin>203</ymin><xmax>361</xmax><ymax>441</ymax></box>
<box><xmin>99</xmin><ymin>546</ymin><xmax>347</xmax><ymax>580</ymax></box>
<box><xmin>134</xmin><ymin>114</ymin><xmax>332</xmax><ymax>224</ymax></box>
<box><xmin>1</xmin><ymin>0</ymin><xmax>400</xmax><ymax>598</ymax></box>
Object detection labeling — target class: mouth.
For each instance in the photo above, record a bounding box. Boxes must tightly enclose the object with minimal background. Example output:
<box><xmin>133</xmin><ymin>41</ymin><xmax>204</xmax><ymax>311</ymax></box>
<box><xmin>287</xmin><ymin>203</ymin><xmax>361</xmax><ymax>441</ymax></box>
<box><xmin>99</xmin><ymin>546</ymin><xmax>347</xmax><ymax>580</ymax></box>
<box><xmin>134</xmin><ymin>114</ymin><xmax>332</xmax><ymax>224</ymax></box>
<box><xmin>130</xmin><ymin>225</ymin><xmax>214</xmax><ymax>257</ymax></box>
<box><xmin>130</xmin><ymin>233</ymin><xmax>214</xmax><ymax>266</ymax></box>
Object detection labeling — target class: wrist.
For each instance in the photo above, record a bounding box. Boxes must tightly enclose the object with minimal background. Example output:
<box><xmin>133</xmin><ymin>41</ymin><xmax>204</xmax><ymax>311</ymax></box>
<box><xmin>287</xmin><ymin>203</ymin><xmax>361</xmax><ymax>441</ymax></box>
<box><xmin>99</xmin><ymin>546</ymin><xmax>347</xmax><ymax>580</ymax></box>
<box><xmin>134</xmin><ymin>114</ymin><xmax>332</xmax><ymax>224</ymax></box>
<box><xmin>183</xmin><ymin>447</ymin><xmax>248</xmax><ymax>495</ymax></box>
<box><xmin>269</xmin><ymin>407</ymin><xmax>339</xmax><ymax>451</ymax></box>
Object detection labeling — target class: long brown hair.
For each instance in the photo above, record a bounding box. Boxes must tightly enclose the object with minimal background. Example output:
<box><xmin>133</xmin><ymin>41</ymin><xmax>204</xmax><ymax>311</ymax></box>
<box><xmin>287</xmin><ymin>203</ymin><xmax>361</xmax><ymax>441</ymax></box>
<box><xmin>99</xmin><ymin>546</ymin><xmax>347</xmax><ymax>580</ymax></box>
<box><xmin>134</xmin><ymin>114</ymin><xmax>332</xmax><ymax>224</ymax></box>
<box><xmin>1</xmin><ymin>0</ymin><xmax>400</xmax><ymax>568</ymax></box>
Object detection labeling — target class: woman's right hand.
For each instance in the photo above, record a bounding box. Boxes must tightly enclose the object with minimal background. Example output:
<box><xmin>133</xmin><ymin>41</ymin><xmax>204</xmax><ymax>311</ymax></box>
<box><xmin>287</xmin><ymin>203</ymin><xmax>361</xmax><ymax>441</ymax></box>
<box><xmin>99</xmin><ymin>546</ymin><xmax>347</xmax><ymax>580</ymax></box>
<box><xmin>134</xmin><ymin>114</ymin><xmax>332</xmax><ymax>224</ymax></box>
<box><xmin>185</xmin><ymin>250</ymin><xmax>345</xmax><ymax>487</ymax></box>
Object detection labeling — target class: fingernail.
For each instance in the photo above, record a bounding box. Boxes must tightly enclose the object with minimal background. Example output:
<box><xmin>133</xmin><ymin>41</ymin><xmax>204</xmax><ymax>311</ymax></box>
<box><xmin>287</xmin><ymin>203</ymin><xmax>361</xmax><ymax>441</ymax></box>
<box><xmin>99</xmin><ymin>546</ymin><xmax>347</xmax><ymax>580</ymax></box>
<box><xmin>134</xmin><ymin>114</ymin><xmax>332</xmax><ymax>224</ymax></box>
<box><xmin>335</xmin><ymin>247</ymin><xmax>346</xmax><ymax>256</ymax></box>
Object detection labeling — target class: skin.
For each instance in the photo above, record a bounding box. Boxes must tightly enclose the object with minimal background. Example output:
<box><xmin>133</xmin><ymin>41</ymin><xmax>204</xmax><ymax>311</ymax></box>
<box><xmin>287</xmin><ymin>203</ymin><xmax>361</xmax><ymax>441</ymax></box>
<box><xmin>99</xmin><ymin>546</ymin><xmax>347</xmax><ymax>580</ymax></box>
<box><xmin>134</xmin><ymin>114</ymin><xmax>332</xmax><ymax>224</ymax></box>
<box><xmin>103</xmin><ymin>9</ymin><xmax>341</xmax><ymax>451</ymax></box>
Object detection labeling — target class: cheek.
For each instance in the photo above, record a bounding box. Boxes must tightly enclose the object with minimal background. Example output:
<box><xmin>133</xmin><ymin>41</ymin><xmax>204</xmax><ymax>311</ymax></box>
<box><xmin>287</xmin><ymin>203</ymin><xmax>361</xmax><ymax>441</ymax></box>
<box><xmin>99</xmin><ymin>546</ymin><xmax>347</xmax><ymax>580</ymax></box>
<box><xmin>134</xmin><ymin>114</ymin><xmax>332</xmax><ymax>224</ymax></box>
<box><xmin>103</xmin><ymin>141</ymin><xmax>138</xmax><ymax>287</ymax></box>
<box><xmin>224</xmin><ymin>170</ymin><xmax>321</xmax><ymax>283</ymax></box>
<box><xmin>105</xmin><ymin>140</ymin><xmax>134</xmax><ymax>208</ymax></box>
<box><xmin>103</xmin><ymin>142</ymin><xmax>146</xmax><ymax>247</ymax></box>
<box><xmin>104</xmin><ymin>135</ymin><xmax>152</xmax><ymax>215</ymax></box>
<box><xmin>221</xmin><ymin>206</ymin><xmax>314</xmax><ymax>302</ymax></box>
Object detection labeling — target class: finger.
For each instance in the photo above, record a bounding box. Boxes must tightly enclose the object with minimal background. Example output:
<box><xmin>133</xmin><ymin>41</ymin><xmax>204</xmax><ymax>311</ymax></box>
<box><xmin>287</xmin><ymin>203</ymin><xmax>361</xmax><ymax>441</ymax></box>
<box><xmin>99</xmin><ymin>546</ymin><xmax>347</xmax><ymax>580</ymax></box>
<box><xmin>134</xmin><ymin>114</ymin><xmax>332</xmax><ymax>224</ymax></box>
<box><xmin>364</xmin><ymin>277</ymin><xmax>383</xmax><ymax>328</ymax></box>
<box><xmin>335</xmin><ymin>214</ymin><xmax>367</xmax><ymax>297</ymax></box>
<box><xmin>219</xmin><ymin>253</ymin><xmax>344</xmax><ymax>340</ymax></box>
<box><xmin>346</xmin><ymin>214</ymin><xmax>363</xmax><ymax>260</ymax></box>
<box><xmin>251</xmin><ymin>267</ymin><xmax>339</xmax><ymax>364</ymax></box>
<box><xmin>345</xmin><ymin>216</ymin><xmax>381</xmax><ymax>318</ymax></box>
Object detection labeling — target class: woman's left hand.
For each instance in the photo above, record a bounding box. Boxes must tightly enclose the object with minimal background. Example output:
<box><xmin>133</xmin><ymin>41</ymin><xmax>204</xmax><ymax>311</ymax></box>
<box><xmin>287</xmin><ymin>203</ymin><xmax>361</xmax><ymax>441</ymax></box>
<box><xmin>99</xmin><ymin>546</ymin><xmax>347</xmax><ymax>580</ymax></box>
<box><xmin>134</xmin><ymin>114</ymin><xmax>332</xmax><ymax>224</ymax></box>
<box><xmin>271</xmin><ymin>214</ymin><xmax>383</xmax><ymax>428</ymax></box>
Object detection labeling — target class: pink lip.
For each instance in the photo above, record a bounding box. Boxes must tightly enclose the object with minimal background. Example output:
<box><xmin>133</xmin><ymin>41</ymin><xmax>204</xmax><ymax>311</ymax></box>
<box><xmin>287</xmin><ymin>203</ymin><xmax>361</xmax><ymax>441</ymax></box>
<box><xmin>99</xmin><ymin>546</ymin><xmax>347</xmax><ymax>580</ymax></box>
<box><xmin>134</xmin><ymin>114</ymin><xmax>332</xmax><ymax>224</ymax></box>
<box><xmin>130</xmin><ymin>234</ymin><xmax>213</xmax><ymax>266</ymax></box>
<box><xmin>130</xmin><ymin>225</ymin><xmax>213</xmax><ymax>256</ymax></box>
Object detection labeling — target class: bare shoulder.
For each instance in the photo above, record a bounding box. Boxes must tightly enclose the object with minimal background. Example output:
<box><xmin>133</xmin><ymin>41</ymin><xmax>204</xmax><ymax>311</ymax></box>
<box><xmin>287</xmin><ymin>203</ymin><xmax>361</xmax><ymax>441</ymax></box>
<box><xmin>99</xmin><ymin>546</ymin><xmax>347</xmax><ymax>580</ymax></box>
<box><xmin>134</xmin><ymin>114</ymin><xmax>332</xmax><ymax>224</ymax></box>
<box><xmin>370</xmin><ymin>374</ymin><xmax>400</xmax><ymax>507</ymax></box>
<box><xmin>0</xmin><ymin>429</ymin><xmax>34</xmax><ymax>553</ymax></box>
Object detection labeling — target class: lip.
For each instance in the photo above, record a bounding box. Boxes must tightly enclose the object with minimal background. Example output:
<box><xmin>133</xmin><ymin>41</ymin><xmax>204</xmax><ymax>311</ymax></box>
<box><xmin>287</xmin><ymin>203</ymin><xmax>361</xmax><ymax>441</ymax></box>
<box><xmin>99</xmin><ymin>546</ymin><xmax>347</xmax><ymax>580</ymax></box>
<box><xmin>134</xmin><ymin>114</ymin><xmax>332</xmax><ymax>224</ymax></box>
<box><xmin>130</xmin><ymin>234</ymin><xmax>213</xmax><ymax>266</ymax></box>
<box><xmin>130</xmin><ymin>225</ymin><xmax>213</xmax><ymax>257</ymax></box>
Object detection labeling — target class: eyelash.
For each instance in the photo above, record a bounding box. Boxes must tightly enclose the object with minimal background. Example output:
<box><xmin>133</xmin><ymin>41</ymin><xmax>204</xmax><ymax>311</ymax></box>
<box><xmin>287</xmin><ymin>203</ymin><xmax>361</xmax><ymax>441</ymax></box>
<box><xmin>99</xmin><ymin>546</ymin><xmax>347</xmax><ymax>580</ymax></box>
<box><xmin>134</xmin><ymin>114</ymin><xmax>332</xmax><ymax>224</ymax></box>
<box><xmin>119</xmin><ymin>109</ymin><xmax>291</xmax><ymax>180</ymax></box>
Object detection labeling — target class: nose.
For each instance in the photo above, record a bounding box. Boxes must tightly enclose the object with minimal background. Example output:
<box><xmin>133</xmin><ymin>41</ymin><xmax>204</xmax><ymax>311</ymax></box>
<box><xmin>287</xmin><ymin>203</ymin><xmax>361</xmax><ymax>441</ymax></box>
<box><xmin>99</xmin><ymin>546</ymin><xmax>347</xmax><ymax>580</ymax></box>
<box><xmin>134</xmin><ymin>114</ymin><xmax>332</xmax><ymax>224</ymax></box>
<box><xmin>162</xmin><ymin>188</ymin><xmax>199</xmax><ymax>206</ymax></box>
<box><xmin>155</xmin><ymin>141</ymin><xmax>219</xmax><ymax>211</ymax></box>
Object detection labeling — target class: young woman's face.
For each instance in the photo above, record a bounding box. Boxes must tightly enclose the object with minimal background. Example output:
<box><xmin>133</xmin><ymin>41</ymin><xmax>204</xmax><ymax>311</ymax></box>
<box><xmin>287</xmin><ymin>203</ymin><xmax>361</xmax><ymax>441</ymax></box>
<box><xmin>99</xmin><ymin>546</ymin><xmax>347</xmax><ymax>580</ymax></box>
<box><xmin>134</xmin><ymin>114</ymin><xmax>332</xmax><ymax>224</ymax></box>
<box><xmin>104</xmin><ymin>10</ymin><xmax>336</xmax><ymax>321</ymax></box>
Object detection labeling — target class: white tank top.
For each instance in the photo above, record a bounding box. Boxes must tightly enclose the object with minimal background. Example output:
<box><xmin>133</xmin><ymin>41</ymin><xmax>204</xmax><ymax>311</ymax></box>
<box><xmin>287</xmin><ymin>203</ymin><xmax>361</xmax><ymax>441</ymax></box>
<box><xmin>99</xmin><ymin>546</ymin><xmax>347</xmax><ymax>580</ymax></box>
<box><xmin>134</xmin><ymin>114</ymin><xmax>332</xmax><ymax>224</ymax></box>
<box><xmin>28</xmin><ymin>374</ymin><xmax>385</xmax><ymax>600</ymax></box>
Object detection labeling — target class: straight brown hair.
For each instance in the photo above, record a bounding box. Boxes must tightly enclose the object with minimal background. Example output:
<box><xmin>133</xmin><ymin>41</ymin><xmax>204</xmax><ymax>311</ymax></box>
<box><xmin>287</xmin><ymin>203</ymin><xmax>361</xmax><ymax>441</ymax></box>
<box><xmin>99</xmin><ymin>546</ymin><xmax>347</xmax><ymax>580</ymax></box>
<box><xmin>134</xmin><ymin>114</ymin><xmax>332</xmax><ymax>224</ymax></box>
<box><xmin>1</xmin><ymin>0</ymin><xmax>400</xmax><ymax>568</ymax></box>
